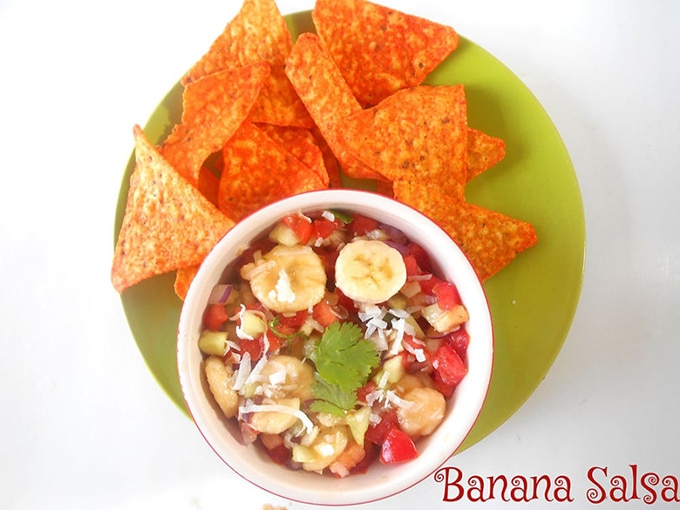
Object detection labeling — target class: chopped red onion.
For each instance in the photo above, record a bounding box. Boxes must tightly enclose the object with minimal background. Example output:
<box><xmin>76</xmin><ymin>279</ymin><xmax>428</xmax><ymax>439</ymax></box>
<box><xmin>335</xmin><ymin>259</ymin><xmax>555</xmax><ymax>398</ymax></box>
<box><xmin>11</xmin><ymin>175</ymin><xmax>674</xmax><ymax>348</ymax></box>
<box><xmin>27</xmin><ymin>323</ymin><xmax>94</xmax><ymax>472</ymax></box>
<box><xmin>385</xmin><ymin>240</ymin><xmax>409</xmax><ymax>255</ymax></box>
<box><xmin>208</xmin><ymin>284</ymin><xmax>232</xmax><ymax>304</ymax></box>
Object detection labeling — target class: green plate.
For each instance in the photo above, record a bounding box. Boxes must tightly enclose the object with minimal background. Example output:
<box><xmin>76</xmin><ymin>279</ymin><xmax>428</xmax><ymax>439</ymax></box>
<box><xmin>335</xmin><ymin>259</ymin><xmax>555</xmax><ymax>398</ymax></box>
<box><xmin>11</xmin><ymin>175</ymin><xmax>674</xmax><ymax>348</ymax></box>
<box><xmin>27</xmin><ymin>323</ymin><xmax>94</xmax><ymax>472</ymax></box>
<box><xmin>114</xmin><ymin>11</ymin><xmax>585</xmax><ymax>452</ymax></box>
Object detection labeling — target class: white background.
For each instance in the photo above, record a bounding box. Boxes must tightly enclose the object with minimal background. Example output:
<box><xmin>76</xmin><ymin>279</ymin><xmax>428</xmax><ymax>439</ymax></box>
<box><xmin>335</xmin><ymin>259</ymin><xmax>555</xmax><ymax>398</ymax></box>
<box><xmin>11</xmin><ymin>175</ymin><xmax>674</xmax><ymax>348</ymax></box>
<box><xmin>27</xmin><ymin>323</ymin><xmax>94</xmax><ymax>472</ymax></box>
<box><xmin>1</xmin><ymin>0</ymin><xmax>679</xmax><ymax>509</ymax></box>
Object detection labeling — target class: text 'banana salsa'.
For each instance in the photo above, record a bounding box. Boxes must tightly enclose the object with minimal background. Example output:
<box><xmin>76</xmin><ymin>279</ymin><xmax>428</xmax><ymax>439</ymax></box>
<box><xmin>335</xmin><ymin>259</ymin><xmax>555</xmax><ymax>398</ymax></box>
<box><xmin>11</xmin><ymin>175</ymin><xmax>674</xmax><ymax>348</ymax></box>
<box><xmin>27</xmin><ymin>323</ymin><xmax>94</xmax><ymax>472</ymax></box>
<box><xmin>198</xmin><ymin>209</ymin><xmax>471</xmax><ymax>476</ymax></box>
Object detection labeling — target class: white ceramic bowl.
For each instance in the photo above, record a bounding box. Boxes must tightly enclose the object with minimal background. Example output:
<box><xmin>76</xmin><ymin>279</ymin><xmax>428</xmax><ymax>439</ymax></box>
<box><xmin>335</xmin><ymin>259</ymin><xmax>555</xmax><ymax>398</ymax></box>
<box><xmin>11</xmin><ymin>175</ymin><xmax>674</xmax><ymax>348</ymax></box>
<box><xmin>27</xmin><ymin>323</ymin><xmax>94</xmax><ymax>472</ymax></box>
<box><xmin>177</xmin><ymin>189</ymin><xmax>493</xmax><ymax>506</ymax></box>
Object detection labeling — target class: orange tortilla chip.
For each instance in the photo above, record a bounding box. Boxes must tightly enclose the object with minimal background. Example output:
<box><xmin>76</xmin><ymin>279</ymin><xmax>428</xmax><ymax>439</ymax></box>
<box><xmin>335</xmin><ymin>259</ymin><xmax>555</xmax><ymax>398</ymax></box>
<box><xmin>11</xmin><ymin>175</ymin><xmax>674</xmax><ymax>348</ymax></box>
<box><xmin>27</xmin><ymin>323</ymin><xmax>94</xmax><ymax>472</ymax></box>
<box><xmin>310</xmin><ymin>127</ymin><xmax>343</xmax><ymax>188</ymax></box>
<box><xmin>174</xmin><ymin>265</ymin><xmax>200</xmax><ymax>301</ymax></box>
<box><xmin>255</xmin><ymin>123</ymin><xmax>329</xmax><ymax>187</ymax></box>
<box><xmin>182</xmin><ymin>0</ymin><xmax>292</xmax><ymax>85</ymax></box>
<box><xmin>161</xmin><ymin>62</ymin><xmax>270</xmax><ymax>184</ymax></box>
<box><xmin>337</xmin><ymin>85</ymin><xmax>469</xmax><ymax>198</ymax></box>
<box><xmin>467</xmin><ymin>128</ymin><xmax>506</xmax><ymax>181</ymax></box>
<box><xmin>393</xmin><ymin>181</ymin><xmax>537</xmax><ymax>280</ymax></box>
<box><xmin>112</xmin><ymin>126</ymin><xmax>236</xmax><ymax>293</ymax></box>
<box><xmin>217</xmin><ymin>121</ymin><xmax>328</xmax><ymax>221</ymax></box>
<box><xmin>197</xmin><ymin>165</ymin><xmax>220</xmax><ymax>206</ymax></box>
<box><xmin>249</xmin><ymin>65</ymin><xmax>315</xmax><ymax>128</ymax></box>
<box><xmin>285</xmin><ymin>33</ymin><xmax>383</xmax><ymax>181</ymax></box>
<box><xmin>313</xmin><ymin>0</ymin><xmax>459</xmax><ymax>107</ymax></box>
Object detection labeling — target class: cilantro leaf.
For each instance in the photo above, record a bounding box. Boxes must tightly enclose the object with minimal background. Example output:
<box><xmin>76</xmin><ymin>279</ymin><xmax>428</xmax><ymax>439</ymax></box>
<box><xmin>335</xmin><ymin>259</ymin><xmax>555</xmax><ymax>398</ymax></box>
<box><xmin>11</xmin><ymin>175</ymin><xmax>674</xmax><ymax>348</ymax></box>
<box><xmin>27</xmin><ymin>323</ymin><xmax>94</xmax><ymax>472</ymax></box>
<box><xmin>310</xmin><ymin>322</ymin><xmax>380</xmax><ymax>395</ymax></box>
<box><xmin>310</xmin><ymin>375</ymin><xmax>356</xmax><ymax>417</ymax></box>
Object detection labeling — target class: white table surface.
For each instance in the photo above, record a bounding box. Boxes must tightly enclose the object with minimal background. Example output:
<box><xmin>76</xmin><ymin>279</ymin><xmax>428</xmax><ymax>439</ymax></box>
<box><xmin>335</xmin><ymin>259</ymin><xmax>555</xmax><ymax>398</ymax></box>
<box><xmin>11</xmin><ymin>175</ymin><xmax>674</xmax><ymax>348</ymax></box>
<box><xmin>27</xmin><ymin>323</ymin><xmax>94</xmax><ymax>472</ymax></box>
<box><xmin>1</xmin><ymin>1</ymin><xmax>679</xmax><ymax>509</ymax></box>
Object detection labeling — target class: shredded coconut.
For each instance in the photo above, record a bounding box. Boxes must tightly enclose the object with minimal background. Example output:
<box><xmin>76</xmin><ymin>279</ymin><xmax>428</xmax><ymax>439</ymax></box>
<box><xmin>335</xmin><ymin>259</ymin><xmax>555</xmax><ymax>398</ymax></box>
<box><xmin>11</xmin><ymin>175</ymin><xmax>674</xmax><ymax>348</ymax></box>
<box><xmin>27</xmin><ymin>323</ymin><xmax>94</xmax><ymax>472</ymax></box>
<box><xmin>239</xmin><ymin>402</ymin><xmax>314</xmax><ymax>435</ymax></box>
<box><xmin>231</xmin><ymin>351</ymin><xmax>252</xmax><ymax>392</ymax></box>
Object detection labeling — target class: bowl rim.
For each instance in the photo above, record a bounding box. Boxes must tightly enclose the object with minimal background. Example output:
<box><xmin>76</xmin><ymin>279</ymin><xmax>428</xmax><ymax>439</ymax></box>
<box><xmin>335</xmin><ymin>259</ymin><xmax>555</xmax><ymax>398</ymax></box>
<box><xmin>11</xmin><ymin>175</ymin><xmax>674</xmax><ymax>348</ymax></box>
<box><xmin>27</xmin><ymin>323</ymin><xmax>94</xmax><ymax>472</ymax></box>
<box><xmin>177</xmin><ymin>188</ymin><xmax>494</xmax><ymax>506</ymax></box>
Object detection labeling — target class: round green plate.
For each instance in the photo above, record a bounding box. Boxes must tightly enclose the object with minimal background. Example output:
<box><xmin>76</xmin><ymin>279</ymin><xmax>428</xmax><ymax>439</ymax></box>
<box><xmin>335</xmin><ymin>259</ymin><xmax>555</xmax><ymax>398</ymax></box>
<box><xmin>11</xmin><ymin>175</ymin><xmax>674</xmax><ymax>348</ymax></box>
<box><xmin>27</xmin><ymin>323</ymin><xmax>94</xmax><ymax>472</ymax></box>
<box><xmin>114</xmin><ymin>11</ymin><xmax>585</xmax><ymax>452</ymax></box>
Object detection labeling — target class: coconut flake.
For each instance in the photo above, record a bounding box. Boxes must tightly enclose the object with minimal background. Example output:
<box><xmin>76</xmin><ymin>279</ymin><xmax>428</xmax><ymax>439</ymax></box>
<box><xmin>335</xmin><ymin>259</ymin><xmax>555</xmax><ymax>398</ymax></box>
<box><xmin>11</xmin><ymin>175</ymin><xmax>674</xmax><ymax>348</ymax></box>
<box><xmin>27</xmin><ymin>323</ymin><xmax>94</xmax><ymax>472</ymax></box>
<box><xmin>244</xmin><ymin>334</ymin><xmax>270</xmax><ymax>388</ymax></box>
<box><xmin>232</xmin><ymin>352</ymin><xmax>252</xmax><ymax>392</ymax></box>
<box><xmin>239</xmin><ymin>402</ymin><xmax>314</xmax><ymax>435</ymax></box>
<box><xmin>385</xmin><ymin>390</ymin><xmax>415</xmax><ymax>409</ymax></box>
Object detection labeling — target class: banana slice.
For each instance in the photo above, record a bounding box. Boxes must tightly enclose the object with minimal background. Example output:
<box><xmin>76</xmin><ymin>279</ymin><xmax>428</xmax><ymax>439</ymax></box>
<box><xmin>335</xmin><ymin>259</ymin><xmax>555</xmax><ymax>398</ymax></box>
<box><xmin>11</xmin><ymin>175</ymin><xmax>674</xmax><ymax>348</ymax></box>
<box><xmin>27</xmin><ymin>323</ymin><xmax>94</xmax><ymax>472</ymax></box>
<box><xmin>240</xmin><ymin>245</ymin><xmax>327</xmax><ymax>313</ymax></box>
<box><xmin>335</xmin><ymin>239</ymin><xmax>407</xmax><ymax>304</ymax></box>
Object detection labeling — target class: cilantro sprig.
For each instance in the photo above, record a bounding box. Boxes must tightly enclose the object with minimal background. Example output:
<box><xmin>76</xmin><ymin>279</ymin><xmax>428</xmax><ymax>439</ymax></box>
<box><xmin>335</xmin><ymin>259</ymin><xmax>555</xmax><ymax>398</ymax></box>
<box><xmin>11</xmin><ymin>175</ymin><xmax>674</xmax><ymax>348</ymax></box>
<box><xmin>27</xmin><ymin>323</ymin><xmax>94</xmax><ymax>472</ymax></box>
<box><xmin>309</xmin><ymin>322</ymin><xmax>379</xmax><ymax>417</ymax></box>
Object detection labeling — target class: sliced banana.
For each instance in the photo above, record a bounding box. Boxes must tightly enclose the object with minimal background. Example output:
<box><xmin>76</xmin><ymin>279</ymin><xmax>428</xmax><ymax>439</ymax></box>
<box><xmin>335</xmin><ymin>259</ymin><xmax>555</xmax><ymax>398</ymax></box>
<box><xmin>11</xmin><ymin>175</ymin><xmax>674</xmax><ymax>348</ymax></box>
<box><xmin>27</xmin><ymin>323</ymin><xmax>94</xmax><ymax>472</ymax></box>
<box><xmin>240</xmin><ymin>245</ymin><xmax>326</xmax><ymax>313</ymax></box>
<box><xmin>335</xmin><ymin>239</ymin><xmax>407</xmax><ymax>304</ymax></box>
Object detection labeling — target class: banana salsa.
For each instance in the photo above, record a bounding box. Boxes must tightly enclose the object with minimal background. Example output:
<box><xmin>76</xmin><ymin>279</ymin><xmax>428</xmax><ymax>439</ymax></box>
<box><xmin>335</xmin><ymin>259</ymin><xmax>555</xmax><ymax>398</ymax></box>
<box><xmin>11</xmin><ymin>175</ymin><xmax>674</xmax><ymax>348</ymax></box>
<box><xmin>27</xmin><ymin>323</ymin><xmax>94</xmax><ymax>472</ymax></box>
<box><xmin>198</xmin><ymin>209</ymin><xmax>471</xmax><ymax>476</ymax></box>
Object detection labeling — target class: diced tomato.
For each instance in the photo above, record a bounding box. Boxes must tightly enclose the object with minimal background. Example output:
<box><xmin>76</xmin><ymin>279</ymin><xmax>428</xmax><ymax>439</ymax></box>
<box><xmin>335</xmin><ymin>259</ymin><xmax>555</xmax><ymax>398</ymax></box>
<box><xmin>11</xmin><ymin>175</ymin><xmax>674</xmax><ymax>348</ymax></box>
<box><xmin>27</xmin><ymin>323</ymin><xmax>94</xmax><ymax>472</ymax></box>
<box><xmin>312</xmin><ymin>299</ymin><xmax>340</xmax><ymax>327</ymax></box>
<box><xmin>333</xmin><ymin>287</ymin><xmax>356</xmax><ymax>313</ymax></box>
<box><xmin>203</xmin><ymin>304</ymin><xmax>229</xmax><ymax>331</ymax></box>
<box><xmin>348</xmin><ymin>213</ymin><xmax>379</xmax><ymax>236</ymax></box>
<box><xmin>265</xmin><ymin>334</ymin><xmax>284</xmax><ymax>354</ymax></box>
<box><xmin>365</xmin><ymin>410</ymin><xmax>399</xmax><ymax>445</ymax></box>
<box><xmin>278</xmin><ymin>310</ymin><xmax>309</xmax><ymax>329</ymax></box>
<box><xmin>265</xmin><ymin>444</ymin><xmax>291</xmax><ymax>465</ymax></box>
<box><xmin>236</xmin><ymin>236</ymin><xmax>275</xmax><ymax>266</ymax></box>
<box><xmin>282</xmin><ymin>214</ymin><xmax>314</xmax><ymax>244</ymax></box>
<box><xmin>356</xmin><ymin>380</ymin><xmax>377</xmax><ymax>404</ymax></box>
<box><xmin>379</xmin><ymin>424</ymin><xmax>418</xmax><ymax>464</ymax></box>
<box><xmin>444</xmin><ymin>325</ymin><xmax>470</xmax><ymax>360</ymax></box>
<box><xmin>432</xmin><ymin>281</ymin><xmax>462</xmax><ymax>311</ymax></box>
<box><xmin>407</xmin><ymin>242</ymin><xmax>433</xmax><ymax>273</ymax></box>
<box><xmin>418</xmin><ymin>274</ymin><xmax>445</xmax><ymax>295</ymax></box>
<box><xmin>402</xmin><ymin>254</ymin><xmax>420</xmax><ymax>277</ymax></box>
<box><xmin>314</xmin><ymin>246</ymin><xmax>339</xmax><ymax>282</ymax></box>
<box><xmin>239</xmin><ymin>337</ymin><xmax>263</xmax><ymax>360</ymax></box>
<box><xmin>401</xmin><ymin>334</ymin><xmax>430</xmax><ymax>369</ymax></box>
<box><xmin>431</xmin><ymin>343</ymin><xmax>467</xmax><ymax>397</ymax></box>
<box><xmin>350</xmin><ymin>443</ymin><xmax>380</xmax><ymax>475</ymax></box>
<box><xmin>312</xmin><ymin>217</ymin><xmax>341</xmax><ymax>240</ymax></box>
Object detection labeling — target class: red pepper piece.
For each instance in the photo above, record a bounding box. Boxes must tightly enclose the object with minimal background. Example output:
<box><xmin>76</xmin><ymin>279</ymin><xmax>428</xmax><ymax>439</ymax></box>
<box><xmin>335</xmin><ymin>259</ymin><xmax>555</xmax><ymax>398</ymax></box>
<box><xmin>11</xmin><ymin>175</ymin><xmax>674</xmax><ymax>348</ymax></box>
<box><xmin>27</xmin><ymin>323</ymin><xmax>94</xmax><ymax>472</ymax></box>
<box><xmin>203</xmin><ymin>304</ymin><xmax>229</xmax><ymax>331</ymax></box>
<box><xmin>282</xmin><ymin>214</ymin><xmax>314</xmax><ymax>244</ymax></box>
<box><xmin>379</xmin><ymin>424</ymin><xmax>418</xmax><ymax>464</ymax></box>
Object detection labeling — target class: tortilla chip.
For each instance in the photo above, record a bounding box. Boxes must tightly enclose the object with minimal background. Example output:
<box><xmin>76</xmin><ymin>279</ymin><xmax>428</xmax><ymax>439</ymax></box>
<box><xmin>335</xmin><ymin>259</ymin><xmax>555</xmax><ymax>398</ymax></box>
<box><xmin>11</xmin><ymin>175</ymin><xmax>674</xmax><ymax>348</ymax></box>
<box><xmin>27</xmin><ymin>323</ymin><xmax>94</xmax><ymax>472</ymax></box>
<box><xmin>175</xmin><ymin>265</ymin><xmax>200</xmax><ymax>301</ymax></box>
<box><xmin>197</xmin><ymin>165</ymin><xmax>220</xmax><ymax>206</ymax></box>
<box><xmin>182</xmin><ymin>0</ymin><xmax>292</xmax><ymax>85</ymax></box>
<box><xmin>161</xmin><ymin>62</ymin><xmax>270</xmax><ymax>184</ymax></box>
<box><xmin>285</xmin><ymin>32</ymin><xmax>383</xmax><ymax>181</ymax></box>
<box><xmin>337</xmin><ymin>85</ymin><xmax>468</xmax><ymax>198</ymax></box>
<box><xmin>393</xmin><ymin>181</ymin><xmax>537</xmax><ymax>280</ymax></box>
<box><xmin>467</xmin><ymin>128</ymin><xmax>506</xmax><ymax>181</ymax></box>
<box><xmin>217</xmin><ymin>121</ymin><xmax>328</xmax><ymax>221</ymax></box>
<box><xmin>249</xmin><ymin>65</ymin><xmax>314</xmax><ymax>128</ymax></box>
<box><xmin>310</xmin><ymin>127</ymin><xmax>343</xmax><ymax>188</ymax></box>
<box><xmin>112</xmin><ymin>126</ymin><xmax>236</xmax><ymax>293</ymax></box>
<box><xmin>313</xmin><ymin>0</ymin><xmax>459</xmax><ymax>107</ymax></box>
<box><xmin>255</xmin><ymin>123</ymin><xmax>329</xmax><ymax>186</ymax></box>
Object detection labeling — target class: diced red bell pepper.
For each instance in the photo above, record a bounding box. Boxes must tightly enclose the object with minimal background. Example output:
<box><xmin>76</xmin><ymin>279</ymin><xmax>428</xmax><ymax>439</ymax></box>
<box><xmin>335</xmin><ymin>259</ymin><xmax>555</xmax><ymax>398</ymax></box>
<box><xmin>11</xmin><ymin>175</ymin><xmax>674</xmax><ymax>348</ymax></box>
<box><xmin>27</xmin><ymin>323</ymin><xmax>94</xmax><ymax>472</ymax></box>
<box><xmin>203</xmin><ymin>304</ymin><xmax>229</xmax><ymax>331</ymax></box>
<box><xmin>282</xmin><ymin>214</ymin><xmax>314</xmax><ymax>244</ymax></box>
<box><xmin>380</xmin><ymin>424</ymin><xmax>418</xmax><ymax>464</ymax></box>
<box><xmin>432</xmin><ymin>281</ymin><xmax>463</xmax><ymax>311</ymax></box>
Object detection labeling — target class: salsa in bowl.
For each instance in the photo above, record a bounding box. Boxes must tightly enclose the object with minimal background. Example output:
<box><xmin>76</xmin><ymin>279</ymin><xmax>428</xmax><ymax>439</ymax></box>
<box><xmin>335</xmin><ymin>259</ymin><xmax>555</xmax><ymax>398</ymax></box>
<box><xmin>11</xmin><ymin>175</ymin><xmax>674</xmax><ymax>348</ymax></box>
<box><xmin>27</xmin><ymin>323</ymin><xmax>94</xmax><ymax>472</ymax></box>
<box><xmin>177</xmin><ymin>189</ymin><xmax>493</xmax><ymax>505</ymax></box>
